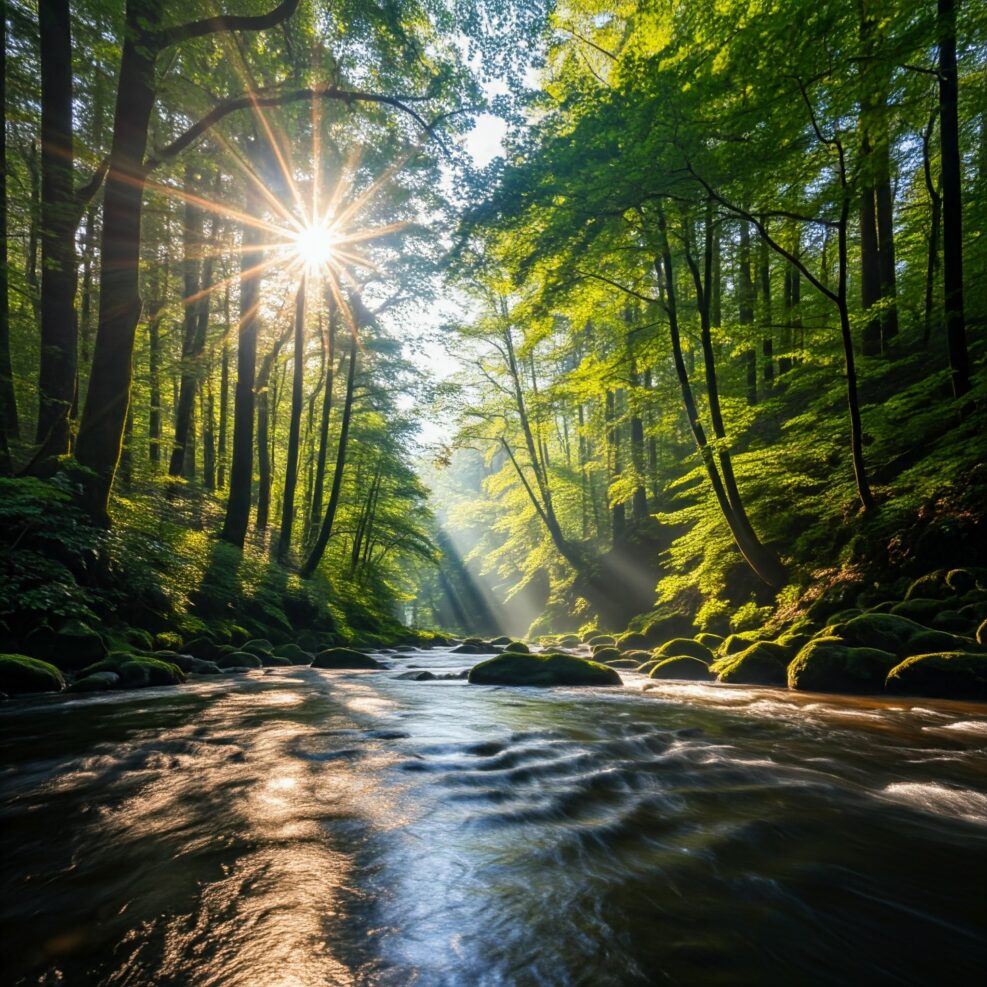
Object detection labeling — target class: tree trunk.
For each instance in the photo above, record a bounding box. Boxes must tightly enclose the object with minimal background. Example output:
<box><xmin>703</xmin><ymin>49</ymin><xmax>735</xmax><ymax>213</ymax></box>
<box><xmin>738</xmin><ymin>220</ymin><xmax>757</xmax><ymax>405</ymax></box>
<box><xmin>220</xmin><ymin>179</ymin><xmax>264</xmax><ymax>546</ymax></box>
<box><xmin>938</xmin><ymin>0</ymin><xmax>970</xmax><ymax>398</ymax></box>
<box><xmin>202</xmin><ymin>381</ymin><xmax>215</xmax><ymax>491</ymax></box>
<box><xmin>75</xmin><ymin>1</ymin><xmax>161</xmax><ymax>522</ymax></box>
<box><xmin>148</xmin><ymin>306</ymin><xmax>163</xmax><ymax>465</ymax></box>
<box><xmin>922</xmin><ymin>111</ymin><xmax>942</xmax><ymax>344</ymax></box>
<box><xmin>758</xmin><ymin>229</ymin><xmax>773</xmax><ymax>390</ymax></box>
<box><xmin>301</xmin><ymin>332</ymin><xmax>357</xmax><ymax>578</ymax></box>
<box><xmin>307</xmin><ymin>297</ymin><xmax>335</xmax><ymax>546</ymax></box>
<box><xmin>0</xmin><ymin>0</ymin><xmax>18</xmax><ymax>447</ymax></box>
<box><xmin>34</xmin><ymin>0</ymin><xmax>78</xmax><ymax>462</ymax></box>
<box><xmin>277</xmin><ymin>278</ymin><xmax>305</xmax><ymax>561</ymax></box>
<box><xmin>217</xmin><ymin>296</ymin><xmax>230</xmax><ymax>487</ymax></box>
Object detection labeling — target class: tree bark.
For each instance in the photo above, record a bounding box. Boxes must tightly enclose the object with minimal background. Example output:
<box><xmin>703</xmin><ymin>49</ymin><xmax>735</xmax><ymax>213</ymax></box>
<box><xmin>35</xmin><ymin>0</ymin><xmax>78</xmax><ymax>461</ymax></box>
<box><xmin>0</xmin><ymin>0</ymin><xmax>18</xmax><ymax>448</ymax></box>
<box><xmin>738</xmin><ymin>220</ymin><xmax>757</xmax><ymax>405</ymax></box>
<box><xmin>301</xmin><ymin>332</ymin><xmax>357</xmax><ymax>578</ymax></box>
<box><xmin>938</xmin><ymin>0</ymin><xmax>970</xmax><ymax>398</ymax></box>
<box><xmin>307</xmin><ymin>296</ymin><xmax>335</xmax><ymax>546</ymax></box>
<box><xmin>922</xmin><ymin>111</ymin><xmax>942</xmax><ymax>345</ymax></box>
<box><xmin>277</xmin><ymin>277</ymin><xmax>306</xmax><ymax>561</ymax></box>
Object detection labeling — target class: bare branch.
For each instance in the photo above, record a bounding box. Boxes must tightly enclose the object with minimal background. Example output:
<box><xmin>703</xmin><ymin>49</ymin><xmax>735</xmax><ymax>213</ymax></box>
<box><xmin>156</xmin><ymin>0</ymin><xmax>300</xmax><ymax>49</ymax></box>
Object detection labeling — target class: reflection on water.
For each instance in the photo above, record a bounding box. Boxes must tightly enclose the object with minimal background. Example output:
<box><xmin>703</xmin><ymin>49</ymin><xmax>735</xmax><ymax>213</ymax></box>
<box><xmin>1</xmin><ymin>651</ymin><xmax>986</xmax><ymax>986</ymax></box>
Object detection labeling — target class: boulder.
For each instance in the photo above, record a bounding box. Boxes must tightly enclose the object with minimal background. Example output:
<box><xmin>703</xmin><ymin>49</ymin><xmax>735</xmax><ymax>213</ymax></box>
<box><xmin>241</xmin><ymin>638</ymin><xmax>275</xmax><ymax>657</ymax></box>
<box><xmin>654</xmin><ymin>638</ymin><xmax>714</xmax><ymax>663</ymax></box>
<box><xmin>69</xmin><ymin>671</ymin><xmax>121</xmax><ymax>693</ymax></box>
<box><xmin>648</xmin><ymin>656</ymin><xmax>712</xmax><ymax>681</ymax></box>
<box><xmin>615</xmin><ymin>632</ymin><xmax>651</xmax><ymax>652</ymax></box>
<box><xmin>272</xmin><ymin>643</ymin><xmax>313</xmax><ymax>664</ymax></box>
<box><xmin>395</xmin><ymin>670</ymin><xmax>436</xmax><ymax>681</ymax></box>
<box><xmin>717</xmin><ymin>633</ymin><xmax>756</xmax><ymax>657</ymax></box>
<box><xmin>166</xmin><ymin>654</ymin><xmax>221</xmax><ymax>675</ymax></box>
<box><xmin>587</xmin><ymin>634</ymin><xmax>616</xmax><ymax>647</ymax></box>
<box><xmin>931</xmin><ymin>610</ymin><xmax>976</xmax><ymax>634</ymax></box>
<box><xmin>217</xmin><ymin>651</ymin><xmax>263</xmax><ymax>669</ymax></box>
<box><xmin>979</xmin><ymin>620</ymin><xmax>987</xmax><ymax>646</ymax></box>
<box><xmin>886</xmin><ymin>652</ymin><xmax>987</xmax><ymax>701</ymax></box>
<box><xmin>904</xmin><ymin>571</ymin><xmax>949</xmax><ymax>601</ymax></box>
<box><xmin>776</xmin><ymin>630</ymin><xmax>813</xmax><ymax>653</ymax></box>
<box><xmin>259</xmin><ymin>653</ymin><xmax>291</xmax><ymax>667</ymax></box>
<box><xmin>503</xmin><ymin>641</ymin><xmax>530</xmax><ymax>654</ymax></box>
<box><xmin>605</xmin><ymin>658</ymin><xmax>642</xmax><ymax>669</ymax></box>
<box><xmin>491</xmin><ymin>636</ymin><xmax>513</xmax><ymax>646</ymax></box>
<box><xmin>889</xmin><ymin>598</ymin><xmax>942</xmax><ymax>624</ymax></box>
<box><xmin>711</xmin><ymin>641</ymin><xmax>790</xmax><ymax>686</ymax></box>
<box><xmin>695</xmin><ymin>632</ymin><xmax>724</xmax><ymax>651</ymax></box>
<box><xmin>591</xmin><ymin>646</ymin><xmax>621</xmax><ymax>663</ymax></box>
<box><xmin>788</xmin><ymin>638</ymin><xmax>897</xmax><ymax>694</ymax></box>
<box><xmin>312</xmin><ymin>648</ymin><xmax>384</xmax><ymax>670</ymax></box>
<box><xmin>80</xmin><ymin>654</ymin><xmax>186</xmax><ymax>688</ymax></box>
<box><xmin>0</xmin><ymin>654</ymin><xmax>65</xmax><ymax>695</ymax></box>
<box><xmin>835</xmin><ymin>613</ymin><xmax>975</xmax><ymax>658</ymax></box>
<box><xmin>558</xmin><ymin>635</ymin><xmax>582</xmax><ymax>647</ymax></box>
<box><xmin>183</xmin><ymin>636</ymin><xmax>218</xmax><ymax>660</ymax></box>
<box><xmin>468</xmin><ymin>652</ymin><xmax>621</xmax><ymax>687</ymax></box>
<box><xmin>25</xmin><ymin>620</ymin><xmax>106</xmax><ymax>669</ymax></box>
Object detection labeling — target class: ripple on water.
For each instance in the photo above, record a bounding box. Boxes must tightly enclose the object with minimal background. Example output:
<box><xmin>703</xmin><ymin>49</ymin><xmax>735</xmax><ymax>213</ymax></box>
<box><xmin>881</xmin><ymin>782</ymin><xmax>987</xmax><ymax>826</ymax></box>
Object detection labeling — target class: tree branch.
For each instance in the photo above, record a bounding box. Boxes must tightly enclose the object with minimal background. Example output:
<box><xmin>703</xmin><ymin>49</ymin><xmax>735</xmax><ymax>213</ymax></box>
<box><xmin>145</xmin><ymin>85</ymin><xmax>441</xmax><ymax>170</ymax></box>
<box><xmin>156</xmin><ymin>0</ymin><xmax>300</xmax><ymax>49</ymax></box>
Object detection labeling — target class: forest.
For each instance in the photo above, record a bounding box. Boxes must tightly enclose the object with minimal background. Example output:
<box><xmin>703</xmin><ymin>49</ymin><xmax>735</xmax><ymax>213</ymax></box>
<box><xmin>2</xmin><ymin>2</ymin><xmax>987</xmax><ymax>984</ymax></box>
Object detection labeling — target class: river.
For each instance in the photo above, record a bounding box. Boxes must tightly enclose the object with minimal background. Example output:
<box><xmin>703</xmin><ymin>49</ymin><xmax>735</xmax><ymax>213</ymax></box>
<box><xmin>2</xmin><ymin>644</ymin><xmax>986</xmax><ymax>985</ymax></box>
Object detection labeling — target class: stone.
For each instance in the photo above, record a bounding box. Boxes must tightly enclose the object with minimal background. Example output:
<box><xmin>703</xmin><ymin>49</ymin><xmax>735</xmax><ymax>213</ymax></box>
<box><xmin>648</xmin><ymin>656</ymin><xmax>712</xmax><ymax>681</ymax></box>
<box><xmin>312</xmin><ymin>648</ymin><xmax>384</xmax><ymax>670</ymax></box>
<box><xmin>654</xmin><ymin>638</ymin><xmax>714</xmax><ymax>663</ymax></box>
<box><xmin>886</xmin><ymin>652</ymin><xmax>987</xmax><ymax>701</ymax></box>
<box><xmin>711</xmin><ymin>641</ymin><xmax>790</xmax><ymax>686</ymax></box>
<box><xmin>467</xmin><ymin>652</ymin><xmax>621</xmax><ymax>687</ymax></box>
<box><xmin>0</xmin><ymin>654</ymin><xmax>65</xmax><ymax>694</ymax></box>
<box><xmin>217</xmin><ymin>651</ymin><xmax>263</xmax><ymax>669</ymax></box>
<box><xmin>68</xmin><ymin>671</ymin><xmax>121</xmax><ymax>693</ymax></box>
<box><xmin>788</xmin><ymin>638</ymin><xmax>897</xmax><ymax>694</ymax></box>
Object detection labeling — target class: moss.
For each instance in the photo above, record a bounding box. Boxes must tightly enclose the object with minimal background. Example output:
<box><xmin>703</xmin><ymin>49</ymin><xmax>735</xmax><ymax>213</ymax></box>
<box><xmin>504</xmin><ymin>641</ymin><xmax>530</xmax><ymax>653</ymax></box>
<box><xmin>259</xmin><ymin>653</ymin><xmax>292</xmax><ymax>667</ymax></box>
<box><xmin>467</xmin><ymin>652</ymin><xmax>621</xmax><ymax>687</ymax></box>
<box><xmin>718</xmin><ymin>633</ymin><xmax>756</xmax><ymax>657</ymax></box>
<box><xmin>580</xmin><ymin>628</ymin><xmax>601</xmax><ymax>643</ymax></box>
<box><xmin>183</xmin><ymin>636</ymin><xmax>218</xmax><ymax>660</ymax></box>
<box><xmin>241</xmin><ymin>638</ymin><xmax>274</xmax><ymax>657</ymax></box>
<box><xmin>945</xmin><ymin>569</ymin><xmax>983</xmax><ymax>594</ymax></box>
<box><xmin>788</xmin><ymin>638</ymin><xmax>898</xmax><ymax>694</ymax></box>
<box><xmin>889</xmin><ymin>598</ymin><xmax>943</xmax><ymax>624</ymax></box>
<box><xmin>272</xmin><ymin>643</ymin><xmax>313</xmax><ymax>664</ymax></box>
<box><xmin>931</xmin><ymin>610</ymin><xmax>976</xmax><ymax>634</ymax></box>
<box><xmin>25</xmin><ymin>620</ymin><xmax>107</xmax><ymax>670</ymax></box>
<box><xmin>0</xmin><ymin>654</ymin><xmax>65</xmax><ymax>694</ymax></box>
<box><xmin>978</xmin><ymin>620</ymin><xmax>987</xmax><ymax>646</ymax></box>
<box><xmin>217</xmin><ymin>651</ymin><xmax>263</xmax><ymax>669</ymax></box>
<box><xmin>695</xmin><ymin>632</ymin><xmax>724</xmax><ymax>650</ymax></box>
<box><xmin>154</xmin><ymin>631</ymin><xmax>183</xmax><ymax>651</ymax></box>
<box><xmin>163</xmin><ymin>653</ymin><xmax>221</xmax><ymax>675</ymax></box>
<box><xmin>904</xmin><ymin>571</ymin><xmax>949</xmax><ymax>601</ymax></box>
<box><xmin>491</xmin><ymin>636</ymin><xmax>513</xmax><ymax>646</ymax></box>
<box><xmin>711</xmin><ymin>641</ymin><xmax>789</xmax><ymax>686</ymax></box>
<box><xmin>776</xmin><ymin>631</ymin><xmax>813</xmax><ymax>653</ymax></box>
<box><xmin>605</xmin><ymin>657</ymin><xmax>642</xmax><ymax>669</ymax></box>
<box><xmin>123</xmin><ymin>627</ymin><xmax>155</xmax><ymax>651</ymax></box>
<box><xmin>824</xmin><ymin>608</ymin><xmax>861</xmax><ymax>627</ymax></box>
<box><xmin>591</xmin><ymin>646</ymin><xmax>621</xmax><ymax>662</ymax></box>
<box><xmin>837</xmin><ymin>612</ymin><xmax>974</xmax><ymax>657</ymax></box>
<box><xmin>558</xmin><ymin>635</ymin><xmax>582</xmax><ymax>647</ymax></box>
<box><xmin>886</xmin><ymin>652</ymin><xmax>987</xmax><ymax>700</ymax></box>
<box><xmin>312</xmin><ymin>648</ymin><xmax>384</xmax><ymax>670</ymax></box>
<box><xmin>654</xmin><ymin>638</ymin><xmax>714</xmax><ymax>663</ymax></box>
<box><xmin>648</xmin><ymin>656</ymin><xmax>712</xmax><ymax>681</ymax></box>
<box><xmin>229</xmin><ymin>625</ymin><xmax>252</xmax><ymax>646</ymax></box>
<box><xmin>615</xmin><ymin>631</ymin><xmax>650</xmax><ymax>651</ymax></box>
<box><xmin>588</xmin><ymin>634</ymin><xmax>616</xmax><ymax>647</ymax></box>
<box><xmin>865</xmin><ymin>601</ymin><xmax>897</xmax><ymax>614</ymax></box>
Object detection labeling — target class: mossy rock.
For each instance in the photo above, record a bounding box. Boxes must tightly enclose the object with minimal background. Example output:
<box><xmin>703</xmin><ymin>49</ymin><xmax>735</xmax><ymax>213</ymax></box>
<box><xmin>242</xmin><ymin>639</ymin><xmax>274</xmax><ymax>657</ymax></box>
<box><xmin>836</xmin><ymin>613</ymin><xmax>975</xmax><ymax>658</ymax></box>
<box><xmin>621</xmin><ymin>650</ymin><xmax>652</xmax><ymax>664</ymax></box>
<box><xmin>312</xmin><ymin>648</ymin><xmax>384</xmax><ymax>670</ymax></box>
<box><xmin>776</xmin><ymin>631</ymin><xmax>813</xmax><ymax>653</ymax></box>
<box><xmin>0</xmin><ymin>654</ymin><xmax>65</xmax><ymax>695</ymax></box>
<box><xmin>504</xmin><ymin>641</ymin><xmax>530</xmax><ymax>654</ymax></box>
<box><xmin>463</xmin><ymin>637</ymin><xmax>486</xmax><ymax>646</ymax></box>
<box><xmin>580</xmin><ymin>629</ymin><xmax>601</xmax><ymax>643</ymax></box>
<box><xmin>69</xmin><ymin>671</ymin><xmax>121</xmax><ymax>693</ymax></box>
<box><xmin>904</xmin><ymin>571</ymin><xmax>949</xmax><ymax>601</ymax></box>
<box><xmin>886</xmin><ymin>652</ymin><xmax>987</xmax><ymax>701</ymax></box>
<box><xmin>648</xmin><ymin>656</ymin><xmax>712</xmax><ymax>681</ymax></box>
<box><xmin>824</xmin><ymin>608</ymin><xmax>861</xmax><ymax>627</ymax></box>
<box><xmin>217</xmin><ymin>651</ymin><xmax>263</xmax><ymax>669</ymax></box>
<box><xmin>711</xmin><ymin>641</ymin><xmax>790</xmax><ymax>686</ymax></box>
<box><xmin>451</xmin><ymin>643</ymin><xmax>480</xmax><ymax>654</ymax></box>
<box><xmin>229</xmin><ymin>625</ymin><xmax>252</xmax><ymax>646</ymax></box>
<box><xmin>163</xmin><ymin>653</ymin><xmax>221</xmax><ymax>675</ymax></box>
<box><xmin>978</xmin><ymin>619</ymin><xmax>987</xmax><ymax>646</ymax></box>
<box><xmin>25</xmin><ymin>621</ymin><xmax>106</xmax><ymax>670</ymax></box>
<box><xmin>642</xmin><ymin>612</ymin><xmax>696</xmax><ymax>643</ymax></box>
<box><xmin>272</xmin><ymin>643</ymin><xmax>313</xmax><ymax>664</ymax></box>
<box><xmin>616</xmin><ymin>632</ymin><xmax>650</xmax><ymax>651</ymax></box>
<box><xmin>865</xmin><ymin>601</ymin><xmax>897</xmax><ymax>615</ymax></box>
<box><xmin>491</xmin><ymin>636</ymin><xmax>513</xmax><ymax>646</ymax></box>
<box><xmin>154</xmin><ymin>631</ymin><xmax>183</xmax><ymax>651</ymax></box>
<box><xmin>605</xmin><ymin>658</ymin><xmax>642</xmax><ymax>669</ymax></box>
<box><xmin>788</xmin><ymin>638</ymin><xmax>897</xmax><ymax>694</ymax></box>
<box><xmin>889</xmin><ymin>598</ymin><xmax>943</xmax><ymax>624</ymax></box>
<box><xmin>183</xmin><ymin>637</ymin><xmax>219</xmax><ymax>660</ymax></box>
<box><xmin>558</xmin><ymin>635</ymin><xmax>582</xmax><ymax>647</ymax></box>
<box><xmin>931</xmin><ymin>610</ymin><xmax>975</xmax><ymax>634</ymax></box>
<box><xmin>259</xmin><ymin>653</ymin><xmax>292</xmax><ymax>667</ymax></box>
<box><xmin>295</xmin><ymin>630</ymin><xmax>321</xmax><ymax>652</ymax></box>
<box><xmin>945</xmin><ymin>569</ymin><xmax>983</xmax><ymax>594</ymax></box>
<box><xmin>654</xmin><ymin>638</ymin><xmax>714</xmax><ymax>663</ymax></box>
<box><xmin>591</xmin><ymin>646</ymin><xmax>621</xmax><ymax>663</ymax></box>
<box><xmin>122</xmin><ymin>627</ymin><xmax>155</xmax><ymax>651</ymax></box>
<box><xmin>717</xmin><ymin>633</ymin><xmax>756</xmax><ymax>657</ymax></box>
<box><xmin>80</xmin><ymin>654</ymin><xmax>186</xmax><ymax>688</ymax></box>
<box><xmin>806</xmin><ymin>580</ymin><xmax>867</xmax><ymax>620</ymax></box>
<box><xmin>468</xmin><ymin>652</ymin><xmax>621</xmax><ymax>687</ymax></box>
<box><xmin>695</xmin><ymin>632</ymin><xmax>724</xmax><ymax>651</ymax></box>
<box><xmin>588</xmin><ymin>634</ymin><xmax>616</xmax><ymax>647</ymax></box>
<box><xmin>958</xmin><ymin>602</ymin><xmax>987</xmax><ymax>625</ymax></box>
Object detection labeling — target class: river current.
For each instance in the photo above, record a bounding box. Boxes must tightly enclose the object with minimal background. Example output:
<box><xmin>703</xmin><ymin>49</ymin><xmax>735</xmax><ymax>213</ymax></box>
<box><xmin>2</xmin><ymin>645</ymin><xmax>986</xmax><ymax>985</ymax></box>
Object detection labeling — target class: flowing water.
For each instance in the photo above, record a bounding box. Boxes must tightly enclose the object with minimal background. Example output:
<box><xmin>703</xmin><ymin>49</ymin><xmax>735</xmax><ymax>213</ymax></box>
<box><xmin>2</xmin><ymin>645</ymin><xmax>986</xmax><ymax>986</ymax></box>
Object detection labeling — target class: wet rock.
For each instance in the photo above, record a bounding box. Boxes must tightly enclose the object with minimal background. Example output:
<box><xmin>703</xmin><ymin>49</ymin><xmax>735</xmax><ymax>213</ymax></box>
<box><xmin>788</xmin><ymin>638</ymin><xmax>897</xmax><ymax>694</ymax></box>
<box><xmin>904</xmin><ymin>571</ymin><xmax>950</xmax><ymax>601</ymax></box>
<box><xmin>591</xmin><ymin>646</ymin><xmax>621</xmax><ymax>663</ymax></box>
<box><xmin>695</xmin><ymin>632</ymin><xmax>724</xmax><ymax>651</ymax></box>
<box><xmin>272</xmin><ymin>643</ymin><xmax>313</xmax><ymax>665</ymax></box>
<box><xmin>889</xmin><ymin>598</ymin><xmax>942</xmax><ymax>624</ymax></box>
<box><xmin>503</xmin><ymin>641</ymin><xmax>530</xmax><ymax>653</ymax></box>
<box><xmin>25</xmin><ymin>620</ymin><xmax>107</xmax><ymax>670</ymax></box>
<box><xmin>80</xmin><ymin>654</ymin><xmax>186</xmax><ymax>688</ymax></box>
<box><xmin>395</xmin><ymin>670</ymin><xmax>435</xmax><ymax>681</ymax></box>
<box><xmin>161</xmin><ymin>653</ymin><xmax>221</xmax><ymax>675</ymax></box>
<box><xmin>491</xmin><ymin>636</ymin><xmax>513</xmax><ymax>646</ymax></box>
<box><xmin>648</xmin><ymin>656</ymin><xmax>712</xmax><ymax>681</ymax></box>
<box><xmin>717</xmin><ymin>633</ymin><xmax>757</xmax><ymax>657</ymax></box>
<box><xmin>654</xmin><ymin>638</ymin><xmax>714</xmax><ymax>663</ymax></box>
<box><xmin>558</xmin><ymin>635</ymin><xmax>582</xmax><ymax>647</ymax></box>
<box><xmin>68</xmin><ymin>670</ymin><xmax>121</xmax><ymax>693</ymax></box>
<box><xmin>605</xmin><ymin>658</ymin><xmax>643</xmax><ymax>669</ymax></box>
<box><xmin>615</xmin><ymin>631</ymin><xmax>651</xmax><ymax>651</ymax></box>
<box><xmin>886</xmin><ymin>651</ymin><xmax>987</xmax><ymax>700</ymax></box>
<box><xmin>587</xmin><ymin>634</ymin><xmax>616</xmax><ymax>647</ymax></box>
<box><xmin>241</xmin><ymin>639</ymin><xmax>275</xmax><ymax>658</ymax></box>
<box><xmin>182</xmin><ymin>637</ymin><xmax>218</xmax><ymax>660</ymax></box>
<box><xmin>711</xmin><ymin>641</ymin><xmax>790</xmax><ymax>686</ymax></box>
<box><xmin>259</xmin><ymin>653</ymin><xmax>291</xmax><ymax>667</ymax></box>
<box><xmin>312</xmin><ymin>648</ymin><xmax>384</xmax><ymax>670</ymax></box>
<box><xmin>468</xmin><ymin>652</ymin><xmax>621</xmax><ymax>687</ymax></box>
<box><xmin>217</xmin><ymin>651</ymin><xmax>263</xmax><ymax>670</ymax></box>
<box><xmin>0</xmin><ymin>654</ymin><xmax>65</xmax><ymax>695</ymax></box>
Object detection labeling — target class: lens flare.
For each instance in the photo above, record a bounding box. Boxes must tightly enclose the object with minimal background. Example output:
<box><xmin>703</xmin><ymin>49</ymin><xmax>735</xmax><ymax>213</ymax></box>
<box><xmin>293</xmin><ymin>223</ymin><xmax>338</xmax><ymax>270</ymax></box>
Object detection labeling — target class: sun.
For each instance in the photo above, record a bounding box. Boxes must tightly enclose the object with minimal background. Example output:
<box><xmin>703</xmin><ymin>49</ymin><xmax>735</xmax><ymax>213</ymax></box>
<box><xmin>292</xmin><ymin>222</ymin><xmax>338</xmax><ymax>270</ymax></box>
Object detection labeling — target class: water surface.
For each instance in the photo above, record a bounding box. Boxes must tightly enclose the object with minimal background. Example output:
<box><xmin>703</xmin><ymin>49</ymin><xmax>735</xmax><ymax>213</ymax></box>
<box><xmin>2</xmin><ymin>646</ymin><xmax>986</xmax><ymax>985</ymax></box>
